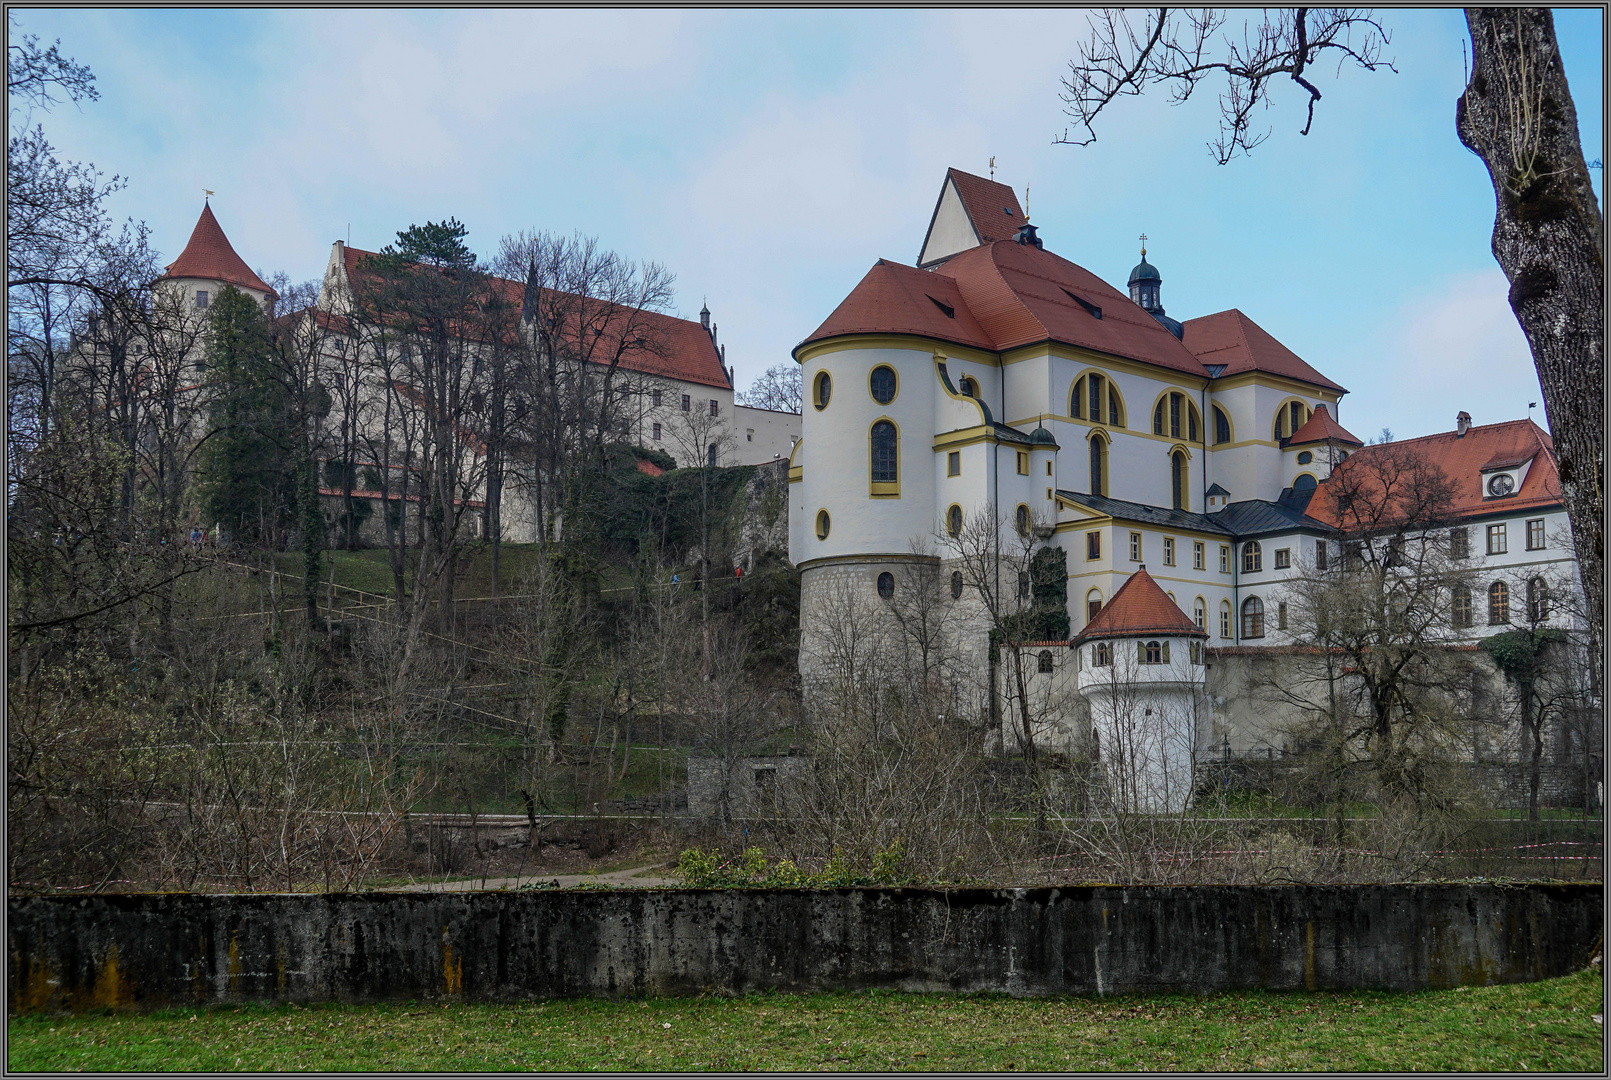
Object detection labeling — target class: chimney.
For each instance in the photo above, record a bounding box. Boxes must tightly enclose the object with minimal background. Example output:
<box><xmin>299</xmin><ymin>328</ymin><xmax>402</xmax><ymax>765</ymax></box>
<box><xmin>1456</xmin><ymin>411</ymin><xmax>1472</xmax><ymax>438</ymax></box>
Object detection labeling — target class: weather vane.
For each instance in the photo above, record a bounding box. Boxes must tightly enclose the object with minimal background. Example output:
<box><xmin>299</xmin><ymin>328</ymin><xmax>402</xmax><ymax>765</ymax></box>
<box><xmin>989</xmin><ymin>155</ymin><xmax>996</xmax><ymax>179</ymax></box>
<box><xmin>204</xmin><ymin>188</ymin><xmax>214</xmax><ymax>200</ymax></box>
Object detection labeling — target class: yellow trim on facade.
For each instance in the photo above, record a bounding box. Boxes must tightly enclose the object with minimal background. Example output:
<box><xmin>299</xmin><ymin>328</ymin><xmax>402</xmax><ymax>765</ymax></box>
<box><xmin>1210</xmin><ymin>371</ymin><xmax>1343</xmax><ymax>400</ymax></box>
<box><xmin>1271</xmin><ymin>395</ymin><xmax>1315</xmax><ymax>442</ymax></box>
<box><xmin>867</xmin><ymin>362</ymin><xmax>900</xmax><ymax>406</ymax></box>
<box><xmin>815</xmin><ymin>508</ymin><xmax>831</xmax><ymax>541</ymax></box>
<box><xmin>1069</xmin><ymin>367</ymin><xmax>1130</xmax><ymax>428</ymax></box>
<box><xmin>796</xmin><ymin>334</ymin><xmax>999</xmax><ymax>368</ymax></box>
<box><xmin>1003</xmin><ymin>343</ymin><xmax>1214</xmax><ymax>391</ymax></box>
<box><xmin>811</xmin><ymin>370</ymin><xmax>832</xmax><ymax>412</ymax></box>
<box><xmin>1009</xmin><ymin>413</ymin><xmax>1224</xmax><ymax>449</ymax></box>
<box><xmin>1210</xmin><ymin>402</ymin><xmax>1236</xmax><ymax>447</ymax></box>
<box><xmin>787</xmin><ymin>466</ymin><xmax>803</xmax><ymax>484</ymax></box>
<box><xmin>868</xmin><ymin>415</ymin><xmax>901</xmax><ymax>498</ymax></box>
<box><xmin>1147</xmin><ymin>387</ymin><xmax>1205</xmax><ymax>445</ymax></box>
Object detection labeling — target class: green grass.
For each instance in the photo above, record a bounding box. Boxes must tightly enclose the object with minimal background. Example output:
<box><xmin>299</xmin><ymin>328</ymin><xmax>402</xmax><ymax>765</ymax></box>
<box><xmin>9</xmin><ymin>967</ymin><xmax>1601</xmax><ymax>1072</ymax></box>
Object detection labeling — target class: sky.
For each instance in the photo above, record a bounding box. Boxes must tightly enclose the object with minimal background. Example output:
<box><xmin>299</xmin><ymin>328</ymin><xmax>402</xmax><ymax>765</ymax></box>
<box><xmin>12</xmin><ymin>8</ymin><xmax>1604</xmax><ymax>442</ymax></box>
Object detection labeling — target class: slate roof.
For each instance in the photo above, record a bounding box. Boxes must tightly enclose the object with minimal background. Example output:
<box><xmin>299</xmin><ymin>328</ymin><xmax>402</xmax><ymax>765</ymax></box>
<box><xmin>1058</xmin><ymin>491</ymin><xmax>1329</xmax><ymax>539</ymax></box>
<box><xmin>1058</xmin><ymin>491</ymin><xmax>1231</xmax><ymax>534</ymax></box>
<box><xmin>161</xmin><ymin>203</ymin><xmax>277</xmax><ymax>299</ymax></box>
<box><xmin>1304</xmin><ymin>418</ymin><xmax>1560</xmax><ymax>526</ymax></box>
<box><xmin>1074</xmin><ymin>566</ymin><xmax>1205</xmax><ymax>642</ymax></box>
<box><xmin>1180</xmin><ymin>308</ymin><xmax>1345</xmax><ymax>393</ymax></box>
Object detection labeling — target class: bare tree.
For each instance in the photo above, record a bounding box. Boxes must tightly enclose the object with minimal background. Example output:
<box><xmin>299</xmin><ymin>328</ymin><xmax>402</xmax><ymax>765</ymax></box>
<box><xmin>736</xmin><ymin>361</ymin><xmax>801</xmax><ymax>414</ymax></box>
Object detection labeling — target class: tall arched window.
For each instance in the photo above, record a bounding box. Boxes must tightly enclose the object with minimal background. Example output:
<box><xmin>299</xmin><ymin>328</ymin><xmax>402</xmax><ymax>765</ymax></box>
<box><xmin>1015</xmin><ymin>504</ymin><xmax>1031</xmax><ymax>536</ymax></box>
<box><xmin>1219</xmin><ymin>601</ymin><xmax>1232</xmax><ymax>638</ymax></box>
<box><xmin>1171</xmin><ymin>451</ymin><xmax>1187</xmax><ymax>510</ymax></box>
<box><xmin>1242</xmin><ymin>540</ymin><xmax>1262</xmax><ymax>572</ymax></box>
<box><xmin>1088</xmin><ymin>435</ymin><xmax>1106</xmax><ymax>497</ymax></box>
<box><xmin>813</xmin><ymin>371</ymin><xmax>831</xmax><ymax>410</ymax></box>
<box><xmin>1488</xmin><ymin>581</ymin><xmax>1510</xmax><ymax>625</ymax></box>
<box><xmin>1073</xmin><ymin>374</ymin><xmax>1124</xmax><ymax>425</ymax></box>
<box><xmin>1527</xmin><ymin>577</ymin><xmax>1549</xmax><ymax>622</ymax></box>
<box><xmin>1193</xmin><ymin>597</ymin><xmax>1206</xmax><ymax>629</ymax></box>
<box><xmin>1241</xmin><ymin>596</ymin><xmax>1265</xmax><ymax>639</ymax></box>
<box><xmin>950</xmin><ymin>570</ymin><xmax>964</xmax><ymax>599</ymax></box>
<box><xmin>877</xmin><ymin>571</ymin><xmax>895</xmax><ymax>599</ymax></box>
<box><xmin>1038</xmin><ymin>650</ymin><xmax>1054</xmax><ymax>674</ymax></box>
<box><xmin>1213</xmin><ymin>405</ymin><xmax>1231</xmax><ymax>445</ymax></box>
<box><xmin>870</xmin><ymin>420</ymin><xmax>897</xmax><ymax>484</ymax></box>
<box><xmin>815</xmin><ymin>509</ymin><xmax>831</xmax><ymax>540</ymax></box>
<box><xmin>946</xmin><ymin>504</ymin><xmax>963</xmax><ymax>537</ymax></box>
<box><xmin>1086</xmin><ymin>588</ymin><xmax>1103</xmax><ymax>623</ymax></box>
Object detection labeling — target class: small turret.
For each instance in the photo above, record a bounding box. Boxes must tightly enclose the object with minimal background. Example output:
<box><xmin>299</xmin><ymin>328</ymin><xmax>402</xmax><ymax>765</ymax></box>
<box><xmin>1127</xmin><ymin>236</ymin><xmax>1183</xmax><ymax>340</ymax></box>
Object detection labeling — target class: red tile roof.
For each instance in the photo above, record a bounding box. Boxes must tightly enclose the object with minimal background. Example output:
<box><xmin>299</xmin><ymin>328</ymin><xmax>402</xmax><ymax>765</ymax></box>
<box><xmin>943</xmin><ymin>167</ymin><xmax>1029</xmax><ymax>245</ymax></box>
<box><xmin>339</xmin><ymin>246</ymin><xmax>730</xmax><ymax>390</ymax></box>
<box><xmin>799</xmin><ymin>240</ymin><xmax>1212</xmax><ymax>378</ymax></box>
<box><xmin>1074</xmin><ymin>566</ymin><xmax>1206</xmax><ymax>642</ymax></box>
<box><xmin>1180</xmin><ymin>309</ymin><xmax>1345</xmax><ymax>393</ymax></box>
<box><xmin>1304</xmin><ymin>418</ymin><xmax>1559</xmax><ymax>527</ymax></box>
<box><xmin>161</xmin><ymin>202</ymin><xmax>277</xmax><ymax>299</ymax></box>
<box><xmin>1288</xmin><ymin>404</ymin><xmax>1362</xmax><ymax>446</ymax></box>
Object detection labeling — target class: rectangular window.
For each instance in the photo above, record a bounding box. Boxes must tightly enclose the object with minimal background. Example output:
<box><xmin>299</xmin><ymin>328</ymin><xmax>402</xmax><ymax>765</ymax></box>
<box><xmin>1487</xmin><ymin>523</ymin><xmax>1507</xmax><ymax>555</ymax></box>
<box><xmin>1088</xmin><ymin>375</ymin><xmax>1102</xmax><ymax>421</ymax></box>
<box><xmin>709</xmin><ymin>399</ymin><xmax>718</xmax><ymax>416</ymax></box>
<box><xmin>1193</xmin><ymin>541</ymin><xmax>1205</xmax><ymax>570</ymax></box>
<box><xmin>1315</xmin><ymin>541</ymin><xmax>1328</xmax><ymax>570</ymax></box>
<box><xmin>947</xmin><ymin>451</ymin><xmax>960</xmax><ymax>477</ymax></box>
<box><xmin>1087</xmin><ymin>531</ymin><xmax>1101</xmax><ymax>561</ymax></box>
<box><xmin>1170</xmin><ymin>393</ymin><xmax>1181</xmax><ymax>438</ymax></box>
<box><xmin>652</xmin><ymin>422</ymin><xmax>661</xmax><ymax>441</ymax></box>
<box><xmin>746</xmin><ymin>428</ymin><xmax>754</xmax><ymax>442</ymax></box>
<box><xmin>1016</xmin><ymin>451</ymin><xmax>1028</xmax><ymax>475</ymax></box>
<box><xmin>707</xmin><ymin>443</ymin><xmax>717</xmax><ymax>467</ymax></box>
<box><xmin>1277</xmin><ymin>602</ymin><xmax>1288</xmax><ymax>630</ymax></box>
<box><xmin>1189</xmin><ymin>640</ymin><xmax>1203</xmax><ymax>665</ymax></box>
<box><xmin>1274</xmin><ymin>548</ymin><xmax>1291</xmax><ymax>570</ymax></box>
<box><xmin>1526</xmin><ymin>518</ymin><xmax>1545</xmax><ymax>550</ymax></box>
<box><xmin>1219</xmin><ymin>545</ymin><xmax>1230</xmax><ymax>573</ymax></box>
<box><xmin>1046</xmin><ymin>460</ymin><xmax>1053</xmax><ymax>476</ymax></box>
<box><xmin>1243</xmin><ymin>543</ymin><xmax>1262</xmax><ymax>573</ymax></box>
<box><xmin>195</xmin><ymin>289</ymin><xmax>209</xmax><ymax>309</ymax></box>
<box><xmin>652</xmin><ymin>389</ymin><xmax>663</xmax><ymax>407</ymax></box>
<box><xmin>1219</xmin><ymin>606</ymin><xmax>1231</xmax><ymax>638</ymax></box>
<box><xmin>681</xmin><ymin>394</ymin><xmax>691</xmax><ymax>412</ymax></box>
<box><xmin>1449</xmin><ymin>527</ymin><xmax>1468</xmax><ymax>559</ymax></box>
<box><xmin>1129</xmin><ymin>532</ymin><xmax>1141</xmax><ymax>561</ymax></box>
<box><xmin>1163</xmin><ymin>537</ymin><xmax>1175</xmax><ymax>566</ymax></box>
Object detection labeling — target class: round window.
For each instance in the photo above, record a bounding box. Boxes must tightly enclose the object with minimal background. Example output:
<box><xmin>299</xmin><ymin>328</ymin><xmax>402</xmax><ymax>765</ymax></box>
<box><xmin>877</xmin><ymin>571</ymin><xmax>894</xmax><ymax>599</ymax></box>
<box><xmin>1488</xmin><ymin>473</ymin><xmax>1515</xmax><ymax>497</ymax></box>
<box><xmin>1296</xmin><ymin>450</ymin><xmax>1313</xmax><ymax>465</ymax></box>
<box><xmin>815</xmin><ymin>509</ymin><xmax>831</xmax><ymax>540</ymax></box>
<box><xmin>814</xmin><ymin>371</ymin><xmax>832</xmax><ymax>410</ymax></box>
<box><xmin>869</xmin><ymin>365</ymin><xmax>896</xmax><ymax>405</ymax></box>
<box><xmin>950</xmin><ymin>570</ymin><xmax>964</xmax><ymax>599</ymax></box>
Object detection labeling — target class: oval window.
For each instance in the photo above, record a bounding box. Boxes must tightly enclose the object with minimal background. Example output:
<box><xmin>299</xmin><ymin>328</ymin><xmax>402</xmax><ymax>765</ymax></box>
<box><xmin>815</xmin><ymin>509</ymin><xmax>831</xmax><ymax>540</ymax></box>
<box><xmin>814</xmin><ymin>371</ymin><xmax>832</xmax><ymax>411</ymax></box>
<box><xmin>1015</xmin><ymin>504</ymin><xmax>1030</xmax><ymax>536</ymax></box>
<box><xmin>950</xmin><ymin>570</ymin><xmax>964</xmax><ymax>599</ymax></box>
<box><xmin>946</xmin><ymin>505</ymin><xmax>963</xmax><ymax>537</ymax></box>
<box><xmin>1296</xmin><ymin>450</ymin><xmax>1313</xmax><ymax>465</ymax></box>
<box><xmin>877</xmin><ymin>571</ymin><xmax>894</xmax><ymax>599</ymax></box>
<box><xmin>870</xmin><ymin>365</ymin><xmax>896</xmax><ymax>405</ymax></box>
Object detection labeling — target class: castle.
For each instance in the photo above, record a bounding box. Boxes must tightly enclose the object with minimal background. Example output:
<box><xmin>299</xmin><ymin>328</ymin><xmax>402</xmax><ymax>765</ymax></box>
<box><xmin>786</xmin><ymin>168</ymin><xmax>1581</xmax><ymax>795</ymax></box>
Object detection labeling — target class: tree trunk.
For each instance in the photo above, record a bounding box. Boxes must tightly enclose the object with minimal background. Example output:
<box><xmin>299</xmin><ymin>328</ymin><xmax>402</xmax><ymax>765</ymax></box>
<box><xmin>1458</xmin><ymin>9</ymin><xmax>1604</xmax><ymax>693</ymax></box>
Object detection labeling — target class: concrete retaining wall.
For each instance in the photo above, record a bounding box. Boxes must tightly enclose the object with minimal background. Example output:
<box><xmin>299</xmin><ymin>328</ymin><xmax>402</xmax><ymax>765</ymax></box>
<box><xmin>9</xmin><ymin>884</ymin><xmax>1599</xmax><ymax>1012</ymax></box>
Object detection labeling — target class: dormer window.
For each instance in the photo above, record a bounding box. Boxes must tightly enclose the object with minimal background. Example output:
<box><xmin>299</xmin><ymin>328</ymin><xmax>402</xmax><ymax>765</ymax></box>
<box><xmin>1487</xmin><ymin>473</ymin><xmax>1515</xmax><ymax>497</ymax></box>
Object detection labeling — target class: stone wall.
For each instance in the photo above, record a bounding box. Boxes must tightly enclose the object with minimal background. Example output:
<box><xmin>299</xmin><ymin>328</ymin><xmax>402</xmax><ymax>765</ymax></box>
<box><xmin>10</xmin><ymin>884</ymin><xmax>1598</xmax><ymax>1012</ymax></box>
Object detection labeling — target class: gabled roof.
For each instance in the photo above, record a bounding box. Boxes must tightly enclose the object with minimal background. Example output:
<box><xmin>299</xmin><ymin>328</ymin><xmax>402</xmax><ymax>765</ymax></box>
<box><xmin>1074</xmin><ymin>566</ymin><xmax>1205</xmax><ymax>642</ymax></box>
<box><xmin>945</xmin><ymin>168</ymin><xmax>1029</xmax><ymax>245</ymax></box>
<box><xmin>1180</xmin><ymin>308</ymin><xmax>1345</xmax><ymax>393</ymax></box>
<box><xmin>1288</xmin><ymin>404</ymin><xmax>1363</xmax><ymax>446</ymax></box>
<box><xmin>337</xmin><ymin>246</ymin><xmax>730</xmax><ymax>390</ymax></box>
<box><xmin>161</xmin><ymin>202</ymin><xmax>277</xmax><ymax>299</ymax></box>
<box><xmin>1304</xmin><ymin>419</ymin><xmax>1560</xmax><ymax>526</ymax></box>
<box><xmin>800</xmin><ymin>240</ymin><xmax>1211</xmax><ymax>378</ymax></box>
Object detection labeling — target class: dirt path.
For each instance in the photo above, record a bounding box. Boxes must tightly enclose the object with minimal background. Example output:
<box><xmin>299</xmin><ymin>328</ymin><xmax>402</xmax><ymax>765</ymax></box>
<box><xmin>388</xmin><ymin>861</ymin><xmax>679</xmax><ymax>893</ymax></box>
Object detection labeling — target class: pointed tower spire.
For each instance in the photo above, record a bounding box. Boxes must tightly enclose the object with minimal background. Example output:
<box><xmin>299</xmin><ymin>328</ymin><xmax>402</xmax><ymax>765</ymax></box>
<box><xmin>160</xmin><ymin>202</ymin><xmax>277</xmax><ymax>301</ymax></box>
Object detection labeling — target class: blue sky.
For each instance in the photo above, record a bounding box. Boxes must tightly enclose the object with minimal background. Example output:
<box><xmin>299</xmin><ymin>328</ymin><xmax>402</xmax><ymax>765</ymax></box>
<box><xmin>12</xmin><ymin>8</ymin><xmax>1603</xmax><ymax>441</ymax></box>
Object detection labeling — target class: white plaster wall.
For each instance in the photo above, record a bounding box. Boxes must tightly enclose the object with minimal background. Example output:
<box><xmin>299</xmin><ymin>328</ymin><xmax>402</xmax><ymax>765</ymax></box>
<box><xmin>918</xmin><ymin>178</ymin><xmax>980</xmax><ymax>266</ymax></box>
<box><xmin>733</xmin><ymin>404</ymin><xmax>800</xmax><ymax>465</ymax></box>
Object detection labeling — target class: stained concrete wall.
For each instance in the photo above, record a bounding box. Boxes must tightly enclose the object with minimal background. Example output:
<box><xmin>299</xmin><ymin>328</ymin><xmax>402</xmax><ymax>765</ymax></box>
<box><xmin>9</xmin><ymin>884</ymin><xmax>1599</xmax><ymax>1012</ymax></box>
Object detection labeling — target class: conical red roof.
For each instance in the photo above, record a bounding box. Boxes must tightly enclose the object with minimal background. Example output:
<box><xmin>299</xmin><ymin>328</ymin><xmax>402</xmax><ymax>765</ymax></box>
<box><xmin>1288</xmin><ymin>404</ymin><xmax>1362</xmax><ymax>446</ymax></box>
<box><xmin>1074</xmin><ymin>566</ymin><xmax>1205</xmax><ymax>642</ymax></box>
<box><xmin>161</xmin><ymin>202</ymin><xmax>276</xmax><ymax>299</ymax></box>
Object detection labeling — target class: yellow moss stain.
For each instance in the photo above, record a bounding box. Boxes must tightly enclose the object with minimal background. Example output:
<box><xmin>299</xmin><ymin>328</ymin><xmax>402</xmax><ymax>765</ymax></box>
<box><xmin>13</xmin><ymin>955</ymin><xmax>58</xmax><ymax>1013</ymax></box>
<box><xmin>441</xmin><ymin>926</ymin><xmax>463</xmax><ymax>997</ymax></box>
<box><xmin>228</xmin><ymin>935</ymin><xmax>242</xmax><ymax>995</ymax></box>
<box><xmin>1304</xmin><ymin>920</ymin><xmax>1316</xmax><ymax>991</ymax></box>
<box><xmin>276</xmin><ymin>938</ymin><xmax>288</xmax><ymax>997</ymax></box>
<box><xmin>90</xmin><ymin>943</ymin><xmax>130</xmax><ymax>1010</ymax></box>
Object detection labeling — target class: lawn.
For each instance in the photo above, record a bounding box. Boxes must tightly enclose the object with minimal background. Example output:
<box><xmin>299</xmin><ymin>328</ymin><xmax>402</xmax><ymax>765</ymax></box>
<box><xmin>9</xmin><ymin>966</ymin><xmax>1601</xmax><ymax>1072</ymax></box>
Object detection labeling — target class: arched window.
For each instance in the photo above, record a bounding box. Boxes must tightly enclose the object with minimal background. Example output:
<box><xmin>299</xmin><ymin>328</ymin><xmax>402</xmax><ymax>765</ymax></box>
<box><xmin>1451</xmin><ymin>583</ymin><xmax>1473</xmax><ymax>628</ymax></box>
<box><xmin>1241</xmin><ymin>596</ymin><xmax>1265</xmax><ymax>639</ymax></box>
<box><xmin>1018</xmin><ymin>571</ymin><xmax>1031</xmax><ymax>599</ymax></box>
<box><xmin>813</xmin><ymin>371</ymin><xmax>832</xmax><ymax>410</ymax></box>
<box><xmin>1274</xmin><ymin>400</ymin><xmax>1312</xmax><ymax>441</ymax></box>
<box><xmin>877</xmin><ymin>571</ymin><xmax>894</xmax><ymax>599</ymax></box>
<box><xmin>1213</xmin><ymin>406</ymin><xmax>1231</xmax><ymax>445</ymax></box>
<box><xmin>1088</xmin><ymin>434</ymin><xmax>1106</xmax><ymax>497</ymax></box>
<box><xmin>1015</xmin><ymin>503</ymin><xmax>1031</xmax><ymax>536</ymax></box>
<box><xmin>960</xmin><ymin>375</ymin><xmax>979</xmax><ymax>398</ymax></box>
<box><xmin>870</xmin><ymin>420</ymin><xmax>897</xmax><ymax>484</ymax></box>
<box><xmin>1219</xmin><ymin>601</ymin><xmax>1232</xmax><ymax>638</ymax></box>
<box><xmin>946</xmin><ymin>504</ymin><xmax>963</xmax><ymax>538</ymax></box>
<box><xmin>1086</xmin><ymin>588</ymin><xmax>1103</xmax><ymax>623</ymax></box>
<box><xmin>815</xmin><ymin>509</ymin><xmax>831</xmax><ymax>540</ymax></box>
<box><xmin>950</xmin><ymin>570</ymin><xmax>964</xmax><ymax>599</ymax></box>
<box><xmin>1094</xmin><ymin>642</ymin><xmax>1112</xmax><ymax>667</ymax></box>
<box><xmin>1193</xmin><ymin>597</ymin><xmax>1206</xmax><ymax>629</ymax></box>
<box><xmin>1038</xmin><ymin>650</ymin><xmax>1054</xmax><ymax>674</ymax></box>
<box><xmin>1171</xmin><ymin>451</ymin><xmax>1188</xmax><ymax>510</ymax></box>
<box><xmin>1073</xmin><ymin>374</ymin><xmax>1124</xmax><ymax>426</ymax></box>
<box><xmin>1242</xmin><ymin>540</ymin><xmax>1262</xmax><ymax>573</ymax></box>
<box><xmin>1527</xmin><ymin>577</ymin><xmax>1549</xmax><ymax>622</ymax></box>
<box><xmin>1109</xmin><ymin>385</ymin><xmax>1124</xmax><ymax>427</ymax></box>
<box><xmin>1189</xmin><ymin>640</ymin><xmax>1204</xmax><ymax>665</ymax></box>
<box><xmin>1488</xmin><ymin>581</ymin><xmax>1510</xmax><ymax>625</ymax></box>
<box><xmin>1142</xmin><ymin>640</ymin><xmax>1163</xmax><ymax>663</ymax></box>
<box><xmin>869</xmin><ymin>365</ymin><xmax>896</xmax><ymax>404</ymax></box>
<box><xmin>1152</xmin><ymin>392</ymin><xmax>1201</xmax><ymax>440</ymax></box>
<box><xmin>1292</xmin><ymin>473</ymin><xmax>1318</xmax><ymax>494</ymax></box>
